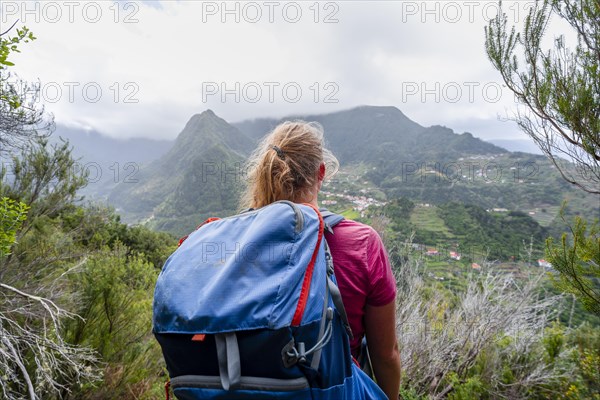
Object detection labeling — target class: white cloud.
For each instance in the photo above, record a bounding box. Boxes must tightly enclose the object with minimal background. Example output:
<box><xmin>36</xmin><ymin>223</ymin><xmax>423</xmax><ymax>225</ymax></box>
<box><xmin>2</xmin><ymin>0</ymin><xmax>570</xmax><ymax>142</ymax></box>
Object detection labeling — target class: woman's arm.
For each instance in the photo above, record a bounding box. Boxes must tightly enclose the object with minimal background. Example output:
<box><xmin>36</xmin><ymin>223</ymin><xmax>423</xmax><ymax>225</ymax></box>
<box><xmin>365</xmin><ymin>300</ymin><xmax>401</xmax><ymax>400</ymax></box>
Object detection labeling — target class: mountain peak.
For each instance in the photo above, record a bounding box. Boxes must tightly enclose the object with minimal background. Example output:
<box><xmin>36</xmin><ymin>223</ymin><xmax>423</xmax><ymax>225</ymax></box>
<box><xmin>350</xmin><ymin>105</ymin><xmax>412</xmax><ymax>119</ymax></box>
<box><xmin>188</xmin><ymin>109</ymin><xmax>218</xmax><ymax>124</ymax></box>
<box><xmin>165</xmin><ymin>109</ymin><xmax>254</xmax><ymax>170</ymax></box>
<box><xmin>198</xmin><ymin>109</ymin><xmax>216</xmax><ymax>117</ymax></box>
<box><xmin>182</xmin><ymin>110</ymin><xmax>229</xmax><ymax>136</ymax></box>
<box><xmin>354</xmin><ymin>104</ymin><xmax>402</xmax><ymax>113</ymax></box>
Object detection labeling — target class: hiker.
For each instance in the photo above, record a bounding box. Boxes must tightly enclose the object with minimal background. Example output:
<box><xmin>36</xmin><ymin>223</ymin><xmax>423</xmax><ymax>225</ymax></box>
<box><xmin>240</xmin><ymin>120</ymin><xmax>402</xmax><ymax>400</ymax></box>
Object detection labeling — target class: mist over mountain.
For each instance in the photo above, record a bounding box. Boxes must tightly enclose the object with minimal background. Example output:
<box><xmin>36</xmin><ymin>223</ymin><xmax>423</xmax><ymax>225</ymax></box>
<box><xmin>53</xmin><ymin>125</ymin><xmax>173</xmax><ymax>165</ymax></box>
<box><xmin>489</xmin><ymin>139</ymin><xmax>544</xmax><ymax>155</ymax></box>
<box><xmin>50</xmin><ymin>125</ymin><xmax>174</xmax><ymax>199</ymax></box>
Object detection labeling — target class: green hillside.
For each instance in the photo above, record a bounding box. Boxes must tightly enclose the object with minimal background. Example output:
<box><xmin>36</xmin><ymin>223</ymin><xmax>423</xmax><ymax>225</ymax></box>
<box><xmin>105</xmin><ymin>107</ymin><xmax>597</xmax><ymax>241</ymax></box>
<box><xmin>410</xmin><ymin>204</ymin><xmax>455</xmax><ymax>243</ymax></box>
<box><xmin>335</xmin><ymin>196</ymin><xmax>548</xmax><ymax>263</ymax></box>
<box><xmin>234</xmin><ymin>106</ymin><xmax>505</xmax><ymax>166</ymax></box>
<box><xmin>235</xmin><ymin>107</ymin><xmax>597</xmax><ymax>227</ymax></box>
<box><xmin>109</xmin><ymin>110</ymin><xmax>254</xmax><ymax>235</ymax></box>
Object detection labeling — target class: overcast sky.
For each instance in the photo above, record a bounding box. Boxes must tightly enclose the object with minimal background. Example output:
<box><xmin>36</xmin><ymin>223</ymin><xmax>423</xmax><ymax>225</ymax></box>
<box><xmin>3</xmin><ymin>0</ymin><xmax>569</xmax><ymax>143</ymax></box>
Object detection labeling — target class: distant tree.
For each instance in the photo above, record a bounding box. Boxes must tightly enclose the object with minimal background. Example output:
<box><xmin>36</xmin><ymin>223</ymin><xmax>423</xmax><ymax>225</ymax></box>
<box><xmin>485</xmin><ymin>0</ymin><xmax>600</xmax><ymax>315</ymax></box>
<box><xmin>1</xmin><ymin>137</ymin><xmax>88</xmax><ymax>236</ymax></box>
<box><xmin>0</xmin><ymin>197</ymin><xmax>28</xmax><ymax>257</ymax></box>
<box><xmin>546</xmin><ymin>211</ymin><xmax>600</xmax><ymax>315</ymax></box>
<box><xmin>0</xmin><ymin>24</ymin><xmax>52</xmax><ymax>154</ymax></box>
<box><xmin>485</xmin><ymin>0</ymin><xmax>599</xmax><ymax>194</ymax></box>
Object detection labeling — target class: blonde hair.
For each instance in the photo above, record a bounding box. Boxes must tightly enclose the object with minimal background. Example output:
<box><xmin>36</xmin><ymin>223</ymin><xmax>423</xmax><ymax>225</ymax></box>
<box><xmin>240</xmin><ymin>121</ymin><xmax>339</xmax><ymax>210</ymax></box>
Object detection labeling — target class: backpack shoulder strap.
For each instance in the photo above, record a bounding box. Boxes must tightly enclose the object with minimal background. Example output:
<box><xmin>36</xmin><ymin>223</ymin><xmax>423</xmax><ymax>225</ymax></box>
<box><xmin>319</xmin><ymin>208</ymin><xmax>353</xmax><ymax>339</ymax></box>
<box><xmin>323</xmin><ymin>240</ymin><xmax>353</xmax><ymax>340</ymax></box>
<box><xmin>320</xmin><ymin>208</ymin><xmax>345</xmax><ymax>233</ymax></box>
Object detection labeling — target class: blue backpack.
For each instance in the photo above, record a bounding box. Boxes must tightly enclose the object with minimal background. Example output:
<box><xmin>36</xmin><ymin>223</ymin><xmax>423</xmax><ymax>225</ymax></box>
<box><xmin>152</xmin><ymin>201</ymin><xmax>386</xmax><ymax>399</ymax></box>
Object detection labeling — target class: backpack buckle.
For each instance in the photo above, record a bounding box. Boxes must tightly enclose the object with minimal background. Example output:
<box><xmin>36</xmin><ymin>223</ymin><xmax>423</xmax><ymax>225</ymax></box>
<box><xmin>281</xmin><ymin>339</ymin><xmax>307</xmax><ymax>367</ymax></box>
<box><xmin>325</xmin><ymin>253</ymin><xmax>334</xmax><ymax>276</ymax></box>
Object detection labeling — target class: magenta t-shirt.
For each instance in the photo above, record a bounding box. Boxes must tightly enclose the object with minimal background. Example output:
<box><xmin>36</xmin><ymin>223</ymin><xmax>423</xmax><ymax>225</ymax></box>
<box><xmin>325</xmin><ymin>219</ymin><xmax>397</xmax><ymax>357</ymax></box>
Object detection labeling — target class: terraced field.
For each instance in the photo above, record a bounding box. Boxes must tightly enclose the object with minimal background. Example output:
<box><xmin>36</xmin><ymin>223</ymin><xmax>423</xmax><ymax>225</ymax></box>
<box><xmin>410</xmin><ymin>204</ymin><xmax>455</xmax><ymax>241</ymax></box>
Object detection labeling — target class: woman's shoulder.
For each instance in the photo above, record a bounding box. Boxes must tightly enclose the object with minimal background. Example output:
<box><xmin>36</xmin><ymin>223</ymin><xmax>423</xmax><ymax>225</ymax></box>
<box><xmin>330</xmin><ymin>218</ymin><xmax>383</xmax><ymax>245</ymax></box>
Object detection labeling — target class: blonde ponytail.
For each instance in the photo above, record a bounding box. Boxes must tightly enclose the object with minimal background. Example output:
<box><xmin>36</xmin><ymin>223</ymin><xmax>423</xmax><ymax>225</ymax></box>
<box><xmin>240</xmin><ymin>121</ymin><xmax>339</xmax><ymax>210</ymax></box>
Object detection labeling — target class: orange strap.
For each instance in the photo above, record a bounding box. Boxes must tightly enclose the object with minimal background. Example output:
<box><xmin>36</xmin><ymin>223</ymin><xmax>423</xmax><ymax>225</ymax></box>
<box><xmin>177</xmin><ymin>217</ymin><xmax>221</xmax><ymax>247</ymax></box>
<box><xmin>164</xmin><ymin>381</ymin><xmax>170</xmax><ymax>400</ymax></box>
<box><xmin>291</xmin><ymin>204</ymin><xmax>324</xmax><ymax>326</ymax></box>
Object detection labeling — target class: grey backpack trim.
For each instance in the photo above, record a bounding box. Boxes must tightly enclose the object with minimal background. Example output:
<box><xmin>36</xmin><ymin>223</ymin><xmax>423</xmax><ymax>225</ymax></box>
<box><xmin>320</xmin><ymin>211</ymin><xmax>353</xmax><ymax>340</ymax></box>
<box><xmin>171</xmin><ymin>375</ymin><xmax>309</xmax><ymax>392</ymax></box>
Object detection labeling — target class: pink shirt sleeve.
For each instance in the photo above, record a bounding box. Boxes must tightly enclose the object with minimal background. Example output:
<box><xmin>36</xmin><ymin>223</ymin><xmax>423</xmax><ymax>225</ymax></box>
<box><xmin>366</xmin><ymin>229</ymin><xmax>397</xmax><ymax>306</ymax></box>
